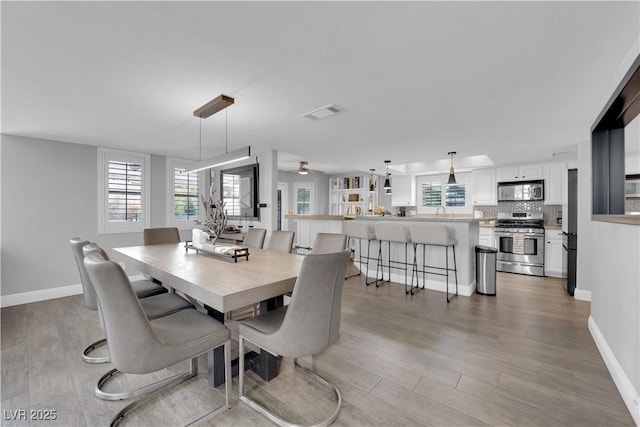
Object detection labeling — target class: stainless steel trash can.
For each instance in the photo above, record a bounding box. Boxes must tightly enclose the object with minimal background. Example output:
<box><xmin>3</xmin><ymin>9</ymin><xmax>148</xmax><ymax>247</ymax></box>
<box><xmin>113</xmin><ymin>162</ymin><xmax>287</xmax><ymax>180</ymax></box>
<box><xmin>476</xmin><ymin>245</ymin><xmax>497</xmax><ymax>295</ymax></box>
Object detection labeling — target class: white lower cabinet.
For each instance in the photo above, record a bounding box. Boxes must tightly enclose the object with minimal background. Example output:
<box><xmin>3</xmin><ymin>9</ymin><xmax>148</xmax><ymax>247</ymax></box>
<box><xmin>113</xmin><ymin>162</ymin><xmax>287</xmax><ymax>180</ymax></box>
<box><xmin>479</xmin><ymin>227</ymin><xmax>495</xmax><ymax>248</ymax></box>
<box><xmin>544</xmin><ymin>229</ymin><xmax>564</xmax><ymax>278</ymax></box>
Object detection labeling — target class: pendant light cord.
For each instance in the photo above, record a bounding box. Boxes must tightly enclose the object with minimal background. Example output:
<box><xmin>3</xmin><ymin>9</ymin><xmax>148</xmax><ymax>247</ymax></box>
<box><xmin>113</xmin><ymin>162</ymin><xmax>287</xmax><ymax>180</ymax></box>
<box><xmin>225</xmin><ymin>107</ymin><xmax>228</xmax><ymax>154</ymax></box>
<box><xmin>199</xmin><ymin>118</ymin><xmax>202</xmax><ymax>161</ymax></box>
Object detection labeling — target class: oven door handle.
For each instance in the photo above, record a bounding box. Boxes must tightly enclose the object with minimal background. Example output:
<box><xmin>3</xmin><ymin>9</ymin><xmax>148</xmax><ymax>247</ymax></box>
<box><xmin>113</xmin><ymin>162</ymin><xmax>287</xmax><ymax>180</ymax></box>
<box><xmin>494</xmin><ymin>232</ymin><xmax>543</xmax><ymax>238</ymax></box>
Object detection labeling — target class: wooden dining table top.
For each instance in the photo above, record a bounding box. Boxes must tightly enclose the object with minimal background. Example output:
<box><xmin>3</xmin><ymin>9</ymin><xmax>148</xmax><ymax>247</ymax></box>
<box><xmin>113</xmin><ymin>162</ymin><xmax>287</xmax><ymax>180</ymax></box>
<box><xmin>112</xmin><ymin>243</ymin><xmax>304</xmax><ymax>313</ymax></box>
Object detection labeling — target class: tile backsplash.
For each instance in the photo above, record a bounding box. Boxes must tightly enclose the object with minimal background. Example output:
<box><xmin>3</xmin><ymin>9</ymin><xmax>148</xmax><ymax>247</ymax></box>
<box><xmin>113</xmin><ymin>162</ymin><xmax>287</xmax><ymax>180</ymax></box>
<box><xmin>626</xmin><ymin>198</ymin><xmax>640</xmax><ymax>213</ymax></box>
<box><xmin>474</xmin><ymin>201</ymin><xmax>563</xmax><ymax>227</ymax></box>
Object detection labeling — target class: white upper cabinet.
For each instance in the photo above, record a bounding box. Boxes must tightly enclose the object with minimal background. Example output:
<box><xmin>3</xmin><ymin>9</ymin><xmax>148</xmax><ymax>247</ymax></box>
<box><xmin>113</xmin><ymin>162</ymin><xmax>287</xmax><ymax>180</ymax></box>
<box><xmin>496</xmin><ymin>163</ymin><xmax>543</xmax><ymax>182</ymax></box>
<box><xmin>471</xmin><ymin>169</ymin><xmax>497</xmax><ymax>205</ymax></box>
<box><xmin>391</xmin><ymin>175</ymin><xmax>416</xmax><ymax>206</ymax></box>
<box><xmin>544</xmin><ymin>162</ymin><xmax>567</xmax><ymax>205</ymax></box>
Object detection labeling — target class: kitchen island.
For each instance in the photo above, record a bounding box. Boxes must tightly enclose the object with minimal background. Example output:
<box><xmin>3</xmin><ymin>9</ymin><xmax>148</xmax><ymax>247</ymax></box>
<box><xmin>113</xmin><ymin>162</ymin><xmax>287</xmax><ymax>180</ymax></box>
<box><xmin>287</xmin><ymin>214</ymin><xmax>494</xmax><ymax>296</ymax></box>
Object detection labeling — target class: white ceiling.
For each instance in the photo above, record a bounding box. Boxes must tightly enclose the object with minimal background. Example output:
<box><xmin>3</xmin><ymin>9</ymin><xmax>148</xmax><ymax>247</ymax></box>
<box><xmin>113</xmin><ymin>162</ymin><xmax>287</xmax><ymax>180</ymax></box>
<box><xmin>2</xmin><ymin>1</ymin><xmax>639</xmax><ymax>176</ymax></box>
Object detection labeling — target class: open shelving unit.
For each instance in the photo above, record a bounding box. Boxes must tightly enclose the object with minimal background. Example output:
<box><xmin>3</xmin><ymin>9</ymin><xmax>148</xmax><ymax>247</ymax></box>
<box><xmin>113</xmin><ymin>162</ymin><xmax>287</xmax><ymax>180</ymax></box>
<box><xmin>329</xmin><ymin>175</ymin><xmax>377</xmax><ymax>216</ymax></box>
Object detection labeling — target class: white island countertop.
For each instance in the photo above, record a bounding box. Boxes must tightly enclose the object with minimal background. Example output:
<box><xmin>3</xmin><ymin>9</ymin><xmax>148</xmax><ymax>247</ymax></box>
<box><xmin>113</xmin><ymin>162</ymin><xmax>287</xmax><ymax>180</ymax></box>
<box><xmin>353</xmin><ymin>214</ymin><xmax>496</xmax><ymax>222</ymax></box>
<box><xmin>286</xmin><ymin>214</ymin><xmax>496</xmax><ymax>223</ymax></box>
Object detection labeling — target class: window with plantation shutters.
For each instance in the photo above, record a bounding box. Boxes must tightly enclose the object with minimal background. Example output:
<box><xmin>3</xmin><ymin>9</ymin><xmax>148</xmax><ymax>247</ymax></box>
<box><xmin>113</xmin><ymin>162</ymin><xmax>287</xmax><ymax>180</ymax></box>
<box><xmin>222</xmin><ymin>172</ymin><xmax>242</xmax><ymax>216</ymax></box>
<box><xmin>416</xmin><ymin>172</ymin><xmax>471</xmax><ymax>215</ymax></box>
<box><xmin>421</xmin><ymin>182</ymin><xmax>442</xmax><ymax>207</ymax></box>
<box><xmin>446</xmin><ymin>182</ymin><xmax>467</xmax><ymax>207</ymax></box>
<box><xmin>98</xmin><ymin>148</ymin><xmax>150</xmax><ymax>234</ymax></box>
<box><xmin>107</xmin><ymin>161</ymin><xmax>143</xmax><ymax>222</ymax></box>
<box><xmin>173</xmin><ymin>168</ymin><xmax>199</xmax><ymax>221</ymax></box>
<box><xmin>166</xmin><ymin>158</ymin><xmax>203</xmax><ymax>228</ymax></box>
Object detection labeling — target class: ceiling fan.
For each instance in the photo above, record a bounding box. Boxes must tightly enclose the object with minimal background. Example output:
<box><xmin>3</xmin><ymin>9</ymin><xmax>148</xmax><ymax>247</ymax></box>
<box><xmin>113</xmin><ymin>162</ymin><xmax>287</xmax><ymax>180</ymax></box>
<box><xmin>295</xmin><ymin>161</ymin><xmax>322</xmax><ymax>175</ymax></box>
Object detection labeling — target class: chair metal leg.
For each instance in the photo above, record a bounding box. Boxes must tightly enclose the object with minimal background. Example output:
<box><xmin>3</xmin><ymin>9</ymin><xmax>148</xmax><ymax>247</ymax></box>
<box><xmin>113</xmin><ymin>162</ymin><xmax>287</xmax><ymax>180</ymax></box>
<box><xmin>410</xmin><ymin>243</ymin><xmax>422</xmax><ymax>296</ymax></box>
<box><xmin>409</xmin><ymin>243</ymin><xmax>417</xmax><ymax>295</ymax></box>
<box><xmin>110</xmin><ymin>344</ymin><xmax>231</xmax><ymax>427</ymax></box>
<box><xmin>82</xmin><ymin>338</ymin><xmax>110</xmax><ymax>364</ymax></box>
<box><xmin>185</xmin><ymin>343</ymin><xmax>232</xmax><ymax>426</ymax></box>
<box><xmin>446</xmin><ymin>245</ymin><xmax>458</xmax><ymax>303</ymax></box>
<box><xmin>239</xmin><ymin>336</ymin><xmax>342</xmax><ymax>427</ymax></box>
<box><xmin>364</xmin><ymin>240</ymin><xmax>379</xmax><ymax>286</ymax></box>
<box><xmin>96</xmin><ymin>360</ymin><xmax>197</xmax><ymax>401</ymax></box>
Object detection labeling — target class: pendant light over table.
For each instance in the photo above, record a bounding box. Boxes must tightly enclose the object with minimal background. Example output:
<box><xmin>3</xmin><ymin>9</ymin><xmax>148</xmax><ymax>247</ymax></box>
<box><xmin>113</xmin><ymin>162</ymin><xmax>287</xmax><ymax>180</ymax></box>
<box><xmin>186</xmin><ymin>94</ymin><xmax>251</xmax><ymax>174</ymax></box>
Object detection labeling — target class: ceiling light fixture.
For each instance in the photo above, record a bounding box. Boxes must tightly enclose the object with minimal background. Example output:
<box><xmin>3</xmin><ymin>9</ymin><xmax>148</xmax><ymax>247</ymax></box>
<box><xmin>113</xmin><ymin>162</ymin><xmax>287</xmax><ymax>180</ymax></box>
<box><xmin>300</xmin><ymin>104</ymin><xmax>341</xmax><ymax>120</ymax></box>
<box><xmin>369</xmin><ymin>168</ymin><xmax>376</xmax><ymax>193</ymax></box>
<box><xmin>383</xmin><ymin>160</ymin><xmax>392</xmax><ymax>193</ymax></box>
<box><xmin>447</xmin><ymin>151</ymin><xmax>457</xmax><ymax>185</ymax></box>
<box><xmin>186</xmin><ymin>94</ymin><xmax>251</xmax><ymax>174</ymax></box>
<box><xmin>298</xmin><ymin>161</ymin><xmax>310</xmax><ymax>175</ymax></box>
<box><xmin>193</xmin><ymin>94</ymin><xmax>235</xmax><ymax>119</ymax></box>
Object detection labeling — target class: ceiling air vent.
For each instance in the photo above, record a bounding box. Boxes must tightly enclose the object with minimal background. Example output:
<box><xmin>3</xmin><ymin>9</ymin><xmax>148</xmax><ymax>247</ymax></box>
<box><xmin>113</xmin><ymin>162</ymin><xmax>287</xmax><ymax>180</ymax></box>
<box><xmin>300</xmin><ymin>104</ymin><xmax>341</xmax><ymax>120</ymax></box>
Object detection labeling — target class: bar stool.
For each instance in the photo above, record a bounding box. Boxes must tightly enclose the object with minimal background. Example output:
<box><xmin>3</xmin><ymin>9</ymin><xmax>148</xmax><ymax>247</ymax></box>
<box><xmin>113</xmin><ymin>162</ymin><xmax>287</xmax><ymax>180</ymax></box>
<box><xmin>374</xmin><ymin>222</ymin><xmax>411</xmax><ymax>290</ymax></box>
<box><xmin>409</xmin><ymin>224</ymin><xmax>458</xmax><ymax>302</ymax></box>
<box><xmin>342</xmin><ymin>221</ymin><xmax>378</xmax><ymax>285</ymax></box>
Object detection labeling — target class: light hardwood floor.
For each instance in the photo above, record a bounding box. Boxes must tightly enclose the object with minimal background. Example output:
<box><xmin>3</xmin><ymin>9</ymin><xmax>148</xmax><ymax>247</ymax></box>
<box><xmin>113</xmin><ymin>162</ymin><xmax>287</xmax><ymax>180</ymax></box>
<box><xmin>1</xmin><ymin>272</ymin><xmax>634</xmax><ymax>426</ymax></box>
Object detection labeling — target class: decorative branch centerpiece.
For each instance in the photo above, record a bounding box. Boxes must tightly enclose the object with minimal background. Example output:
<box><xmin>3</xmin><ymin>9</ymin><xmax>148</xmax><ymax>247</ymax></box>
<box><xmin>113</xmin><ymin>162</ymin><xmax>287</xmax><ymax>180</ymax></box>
<box><xmin>195</xmin><ymin>183</ymin><xmax>228</xmax><ymax>244</ymax></box>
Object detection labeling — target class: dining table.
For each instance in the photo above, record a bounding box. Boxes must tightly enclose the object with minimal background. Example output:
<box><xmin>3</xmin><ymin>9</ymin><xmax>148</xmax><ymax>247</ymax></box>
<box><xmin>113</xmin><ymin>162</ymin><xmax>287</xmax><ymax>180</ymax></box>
<box><xmin>112</xmin><ymin>242</ymin><xmax>305</xmax><ymax>387</ymax></box>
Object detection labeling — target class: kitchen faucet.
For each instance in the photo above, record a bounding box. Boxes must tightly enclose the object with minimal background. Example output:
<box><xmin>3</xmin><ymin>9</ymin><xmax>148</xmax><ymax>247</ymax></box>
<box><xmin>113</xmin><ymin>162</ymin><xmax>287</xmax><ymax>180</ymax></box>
<box><xmin>436</xmin><ymin>206</ymin><xmax>446</xmax><ymax>216</ymax></box>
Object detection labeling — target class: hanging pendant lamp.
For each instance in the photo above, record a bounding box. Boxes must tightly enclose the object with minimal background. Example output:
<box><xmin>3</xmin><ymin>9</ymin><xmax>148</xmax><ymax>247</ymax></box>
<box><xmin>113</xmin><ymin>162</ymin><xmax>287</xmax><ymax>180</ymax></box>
<box><xmin>369</xmin><ymin>169</ymin><xmax>376</xmax><ymax>193</ymax></box>
<box><xmin>383</xmin><ymin>160</ymin><xmax>392</xmax><ymax>193</ymax></box>
<box><xmin>186</xmin><ymin>95</ymin><xmax>251</xmax><ymax>174</ymax></box>
<box><xmin>447</xmin><ymin>152</ymin><xmax>457</xmax><ymax>185</ymax></box>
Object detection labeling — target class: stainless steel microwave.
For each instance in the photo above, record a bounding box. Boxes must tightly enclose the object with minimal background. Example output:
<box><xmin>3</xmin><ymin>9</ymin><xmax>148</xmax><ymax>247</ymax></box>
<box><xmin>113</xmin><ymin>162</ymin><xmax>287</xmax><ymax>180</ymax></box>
<box><xmin>497</xmin><ymin>180</ymin><xmax>544</xmax><ymax>202</ymax></box>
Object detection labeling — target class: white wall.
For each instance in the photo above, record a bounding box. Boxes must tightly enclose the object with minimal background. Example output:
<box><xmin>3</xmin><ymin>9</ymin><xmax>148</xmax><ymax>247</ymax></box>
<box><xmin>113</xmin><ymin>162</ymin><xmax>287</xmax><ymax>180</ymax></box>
<box><xmin>277</xmin><ymin>169</ymin><xmax>330</xmax><ymax>216</ymax></box>
<box><xmin>1</xmin><ymin>135</ymin><xmax>148</xmax><ymax>297</ymax></box>
<box><xmin>576</xmin><ymin>39</ymin><xmax>640</xmax><ymax>424</ymax></box>
<box><xmin>578</xmin><ymin>138</ymin><xmax>640</xmax><ymax>422</ymax></box>
<box><xmin>0</xmin><ymin>135</ymin><xmax>279</xmax><ymax>301</ymax></box>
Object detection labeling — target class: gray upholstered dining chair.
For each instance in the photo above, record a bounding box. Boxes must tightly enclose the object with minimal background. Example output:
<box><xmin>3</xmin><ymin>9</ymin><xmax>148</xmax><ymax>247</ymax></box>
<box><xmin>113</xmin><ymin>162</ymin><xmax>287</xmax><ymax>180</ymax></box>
<box><xmin>80</xmin><ymin>242</ymin><xmax>195</xmax><ymax>400</ymax></box>
<box><xmin>143</xmin><ymin>227</ymin><xmax>180</xmax><ymax>245</ymax></box>
<box><xmin>242</xmin><ymin>228</ymin><xmax>267</xmax><ymax>249</ymax></box>
<box><xmin>264</xmin><ymin>230</ymin><xmax>295</xmax><ymax>253</ymax></box>
<box><xmin>227</xmin><ymin>227</ymin><xmax>267</xmax><ymax>321</ymax></box>
<box><xmin>84</xmin><ymin>251</ymin><xmax>231</xmax><ymax>427</ymax></box>
<box><xmin>238</xmin><ymin>249</ymin><xmax>351</xmax><ymax>427</ymax></box>
<box><xmin>70</xmin><ymin>238</ymin><xmax>169</xmax><ymax>364</ymax></box>
<box><xmin>311</xmin><ymin>233</ymin><xmax>348</xmax><ymax>254</ymax></box>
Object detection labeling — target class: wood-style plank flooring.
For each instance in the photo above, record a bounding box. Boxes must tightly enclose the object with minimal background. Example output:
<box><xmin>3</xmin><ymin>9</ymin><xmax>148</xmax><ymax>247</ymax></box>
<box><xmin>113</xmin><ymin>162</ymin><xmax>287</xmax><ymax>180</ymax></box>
<box><xmin>1</xmin><ymin>272</ymin><xmax>635</xmax><ymax>426</ymax></box>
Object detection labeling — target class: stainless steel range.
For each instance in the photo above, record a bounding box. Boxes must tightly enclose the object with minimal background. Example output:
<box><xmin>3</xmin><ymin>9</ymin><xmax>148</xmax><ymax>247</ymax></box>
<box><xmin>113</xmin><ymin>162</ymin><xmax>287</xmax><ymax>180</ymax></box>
<box><xmin>494</xmin><ymin>212</ymin><xmax>545</xmax><ymax>276</ymax></box>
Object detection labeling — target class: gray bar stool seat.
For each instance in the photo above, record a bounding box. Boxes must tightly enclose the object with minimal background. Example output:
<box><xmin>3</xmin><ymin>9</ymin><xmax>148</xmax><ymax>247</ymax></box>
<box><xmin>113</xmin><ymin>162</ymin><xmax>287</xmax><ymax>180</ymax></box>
<box><xmin>343</xmin><ymin>221</ymin><xmax>378</xmax><ymax>284</ymax></box>
<box><xmin>409</xmin><ymin>224</ymin><xmax>458</xmax><ymax>301</ymax></box>
<box><xmin>374</xmin><ymin>222</ymin><xmax>412</xmax><ymax>290</ymax></box>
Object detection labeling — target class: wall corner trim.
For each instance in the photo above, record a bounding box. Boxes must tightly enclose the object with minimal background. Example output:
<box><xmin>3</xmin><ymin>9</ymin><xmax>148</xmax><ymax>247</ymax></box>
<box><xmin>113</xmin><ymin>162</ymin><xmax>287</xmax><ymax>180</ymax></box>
<box><xmin>588</xmin><ymin>316</ymin><xmax>640</xmax><ymax>426</ymax></box>
<box><xmin>574</xmin><ymin>288</ymin><xmax>592</xmax><ymax>302</ymax></box>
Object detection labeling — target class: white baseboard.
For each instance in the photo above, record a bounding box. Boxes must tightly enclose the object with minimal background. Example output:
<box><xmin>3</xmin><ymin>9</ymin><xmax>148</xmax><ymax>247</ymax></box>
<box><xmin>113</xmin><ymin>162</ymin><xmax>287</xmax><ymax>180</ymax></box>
<box><xmin>0</xmin><ymin>275</ymin><xmax>147</xmax><ymax>308</ymax></box>
<box><xmin>588</xmin><ymin>316</ymin><xmax>639</xmax><ymax>426</ymax></box>
<box><xmin>574</xmin><ymin>288</ymin><xmax>592</xmax><ymax>302</ymax></box>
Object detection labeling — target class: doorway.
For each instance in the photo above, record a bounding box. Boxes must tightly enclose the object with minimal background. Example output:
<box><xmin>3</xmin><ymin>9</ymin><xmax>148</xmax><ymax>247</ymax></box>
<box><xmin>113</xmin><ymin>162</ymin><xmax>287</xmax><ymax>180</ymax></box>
<box><xmin>277</xmin><ymin>182</ymin><xmax>288</xmax><ymax>231</ymax></box>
